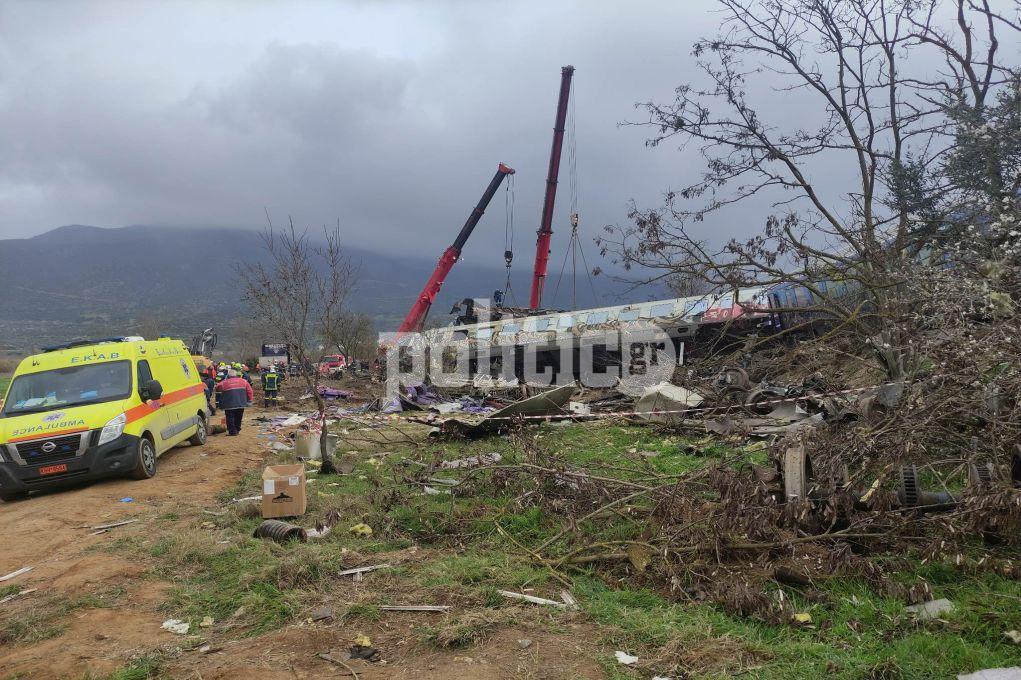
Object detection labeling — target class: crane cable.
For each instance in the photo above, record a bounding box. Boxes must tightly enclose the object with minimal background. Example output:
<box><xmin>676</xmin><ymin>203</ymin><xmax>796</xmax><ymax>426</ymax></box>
<box><xmin>502</xmin><ymin>172</ymin><xmax>518</xmax><ymax>306</ymax></box>
<box><xmin>551</xmin><ymin>83</ymin><xmax>598</xmax><ymax>309</ymax></box>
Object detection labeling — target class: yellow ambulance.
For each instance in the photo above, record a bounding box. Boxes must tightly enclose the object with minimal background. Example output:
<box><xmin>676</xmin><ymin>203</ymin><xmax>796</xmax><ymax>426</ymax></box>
<box><xmin>0</xmin><ymin>337</ymin><xmax>209</xmax><ymax>501</ymax></box>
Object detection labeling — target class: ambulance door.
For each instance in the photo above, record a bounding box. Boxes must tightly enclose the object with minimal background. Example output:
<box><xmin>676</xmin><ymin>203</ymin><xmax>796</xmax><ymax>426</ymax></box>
<box><xmin>136</xmin><ymin>359</ymin><xmax>172</xmax><ymax>453</ymax></box>
<box><xmin>153</xmin><ymin>356</ymin><xmax>188</xmax><ymax>447</ymax></box>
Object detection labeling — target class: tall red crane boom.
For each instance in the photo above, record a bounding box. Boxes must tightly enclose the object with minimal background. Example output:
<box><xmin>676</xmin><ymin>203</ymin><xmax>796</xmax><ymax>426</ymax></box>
<box><xmin>397</xmin><ymin>163</ymin><xmax>516</xmax><ymax>335</ymax></box>
<box><xmin>529</xmin><ymin>65</ymin><xmax>575</xmax><ymax>309</ymax></box>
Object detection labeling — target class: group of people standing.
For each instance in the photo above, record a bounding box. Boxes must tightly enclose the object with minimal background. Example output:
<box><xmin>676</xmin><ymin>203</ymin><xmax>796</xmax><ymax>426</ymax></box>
<box><xmin>198</xmin><ymin>361</ymin><xmax>286</xmax><ymax>436</ymax></box>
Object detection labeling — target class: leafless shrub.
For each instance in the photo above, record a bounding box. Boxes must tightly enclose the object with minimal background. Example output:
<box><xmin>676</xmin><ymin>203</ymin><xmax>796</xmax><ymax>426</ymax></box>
<box><xmin>237</xmin><ymin>221</ymin><xmax>358</xmax><ymax>473</ymax></box>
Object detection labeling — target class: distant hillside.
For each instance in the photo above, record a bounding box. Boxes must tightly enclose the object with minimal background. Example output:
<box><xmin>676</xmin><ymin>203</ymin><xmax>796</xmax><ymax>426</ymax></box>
<box><xmin>0</xmin><ymin>225</ymin><xmax>653</xmax><ymax>351</ymax></box>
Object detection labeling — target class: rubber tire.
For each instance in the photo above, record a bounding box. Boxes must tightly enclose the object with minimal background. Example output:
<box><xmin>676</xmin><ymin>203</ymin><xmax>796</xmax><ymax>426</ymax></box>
<box><xmin>0</xmin><ymin>490</ymin><xmax>28</xmax><ymax>502</ymax></box>
<box><xmin>188</xmin><ymin>414</ymin><xmax>208</xmax><ymax>447</ymax></box>
<box><xmin>130</xmin><ymin>436</ymin><xmax>157</xmax><ymax>480</ymax></box>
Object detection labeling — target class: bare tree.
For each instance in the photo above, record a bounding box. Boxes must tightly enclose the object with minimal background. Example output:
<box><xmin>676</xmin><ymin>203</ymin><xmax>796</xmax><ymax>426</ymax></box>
<box><xmin>324</xmin><ymin>311</ymin><xmax>376</xmax><ymax>364</ymax></box>
<box><xmin>238</xmin><ymin>222</ymin><xmax>358</xmax><ymax>474</ymax></box>
<box><xmin>227</xmin><ymin>314</ymin><xmax>276</xmax><ymax>366</ymax></box>
<box><xmin>599</xmin><ymin>0</ymin><xmax>1019</xmax><ymax>378</ymax></box>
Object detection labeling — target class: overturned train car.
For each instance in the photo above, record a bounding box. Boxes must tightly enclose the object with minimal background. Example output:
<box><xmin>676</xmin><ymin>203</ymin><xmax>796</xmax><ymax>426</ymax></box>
<box><xmin>403</xmin><ymin>288</ymin><xmax>774</xmax><ymax>388</ymax></box>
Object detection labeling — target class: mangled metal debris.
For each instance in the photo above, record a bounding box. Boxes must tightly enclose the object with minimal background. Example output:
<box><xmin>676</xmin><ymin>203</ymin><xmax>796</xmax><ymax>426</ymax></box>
<box><xmin>440</xmin><ymin>452</ymin><xmax>502</xmax><ymax>469</ymax></box>
<box><xmin>635</xmin><ymin>382</ymin><xmax>704</xmax><ymax>422</ymax></box>
<box><xmin>432</xmin><ymin>384</ymin><xmax>575</xmax><ymax>437</ymax></box>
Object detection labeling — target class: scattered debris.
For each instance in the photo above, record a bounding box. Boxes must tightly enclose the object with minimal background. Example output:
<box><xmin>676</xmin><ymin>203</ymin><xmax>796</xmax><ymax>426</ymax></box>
<box><xmin>310</xmin><ymin>606</ymin><xmax>334</xmax><ymax>622</ymax></box>
<box><xmin>765</xmin><ymin>402</ymin><xmax>810</xmax><ymax>422</ymax></box>
<box><xmin>748</xmin><ymin>412</ymin><xmax>824</xmax><ymax>436</ymax></box>
<box><xmin>567</xmin><ymin>401</ymin><xmax>591</xmax><ymax>416</ymax></box>
<box><xmin>161</xmin><ymin>619</ymin><xmax>190</xmax><ymax>635</ymax></box>
<box><xmin>0</xmin><ymin>566</ymin><xmax>32</xmax><ymax>582</ymax></box>
<box><xmin>295</xmin><ymin>431</ymin><xmax>338</xmax><ymax>460</ymax></box>
<box><xmin>349</xmin><ymin>523</ymin><xmax>373</xmax><ymax>537</ymax></box>
<box><xmin>517</xmin><ymin>638</ymin><xmax>533</xmax><ymax>649</ymax></box>
<box><xmin>1004</xmin><ymin>631</ymin><xmax>1021</xmax><ymax>645</ymax></box>
<box><xmin>773</xmin><ymin>566</ymin><xmax>812</xmax><ymax>588</ymax></box>
<box><xmin>0</xmin><ymin>588</ymin><xmax>37</xmax><ymax>605</ymax></box>
<box><xmin>440</xmin><ymin>452</ymin><xmax>502</xmax><ymax>469</ymax></box>
<box><xmin>253</xmin><ymin>519</ymin><xmax>308</xmax><ymax>542</ymax></box>
<box><xmin>306</xmin><ymin>525</ymin><xmax>332</xmax><ymax>539</ymax></box>
<box><xmin>338</xmin><ymin>563</ymin><xmax>392</xmax><ymax>577</ymax></box>
<box><xmin>906</xmin><ymin>598</ymin><xmax>955</xmax><ymax>621</ymax></box>
<box><xmin>437</xmin><ymin>384</ymin><xmax>575</xmax><ymax>437</ymax></box>
<box><xmin>317</xmin><ymin>650</ymin><xmax>362</xmax><ymax>678</ymax></box>
<box><xmin>635</xmin><ymin>382</ymin><xmax>703</xmax><ymax>422</ymax></box>
<box><xmin>423</xmin><ymin>485</ymin><xmax>450</xmax><ymax>495</ymax></box>
<box><xmin>615</xmin><ymin>651</ymin><xmax>639</xmax><ymax>665</ymax></box>
<box><xmin>957</xmin><ymin>669</ymin><xmax>1021</xmax><ymax>680</ymax></box>
<box><xmin>261</xmin><ymin>464</ymin><xmax>308</xmax><ymax>518</ymax></box>
<box><xmin>498</xmin><ymin>590</ymin><xmax>570</xmax><ymax>609</ymax></box>
<box><xmin>345</xmin><ymin>633</ymin><xmax>381</xmax><ymax>662</ymax></box>
<box><xmin>88</xmin><ymin>519</ymin><xmax>139</xmax><ymax>535</ymax></box>
<box><xmin>199</xmin><ymin>616</ymin><xmax>214</xmax><ymax>628</ymax></box>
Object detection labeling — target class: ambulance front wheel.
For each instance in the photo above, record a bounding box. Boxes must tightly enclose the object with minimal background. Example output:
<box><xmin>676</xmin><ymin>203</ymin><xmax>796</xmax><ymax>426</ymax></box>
<box><xmin>130</xmin><ymin>437</ymin><xmax>157</xmax><ymax>480</ymax></box>
<box><xmin>188</xmin><ymin>414</ymin><xmax>208</xmax><ymax>447</ymax></box>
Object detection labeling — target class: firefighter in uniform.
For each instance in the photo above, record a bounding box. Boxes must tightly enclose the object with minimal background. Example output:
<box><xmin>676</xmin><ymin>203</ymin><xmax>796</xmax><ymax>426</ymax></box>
<box><xmin>261</xmin><ymin>364</ymin><xmax>281</xmax><ymax>408</ymax></box>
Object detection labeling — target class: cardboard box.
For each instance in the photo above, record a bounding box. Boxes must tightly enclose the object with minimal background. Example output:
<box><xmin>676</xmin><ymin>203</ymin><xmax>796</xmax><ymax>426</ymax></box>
<box><xmin>261</xmin><ymin>464</ymin><xmax>307</xmax><ymax>518</ymax></box>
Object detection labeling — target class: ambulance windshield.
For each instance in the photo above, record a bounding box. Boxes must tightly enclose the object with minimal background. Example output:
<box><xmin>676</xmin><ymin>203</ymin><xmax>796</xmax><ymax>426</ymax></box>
<box><xmin>2</xmin><ymin>361</ymin><xmax>132</xmax><ymax>416</ymax></box>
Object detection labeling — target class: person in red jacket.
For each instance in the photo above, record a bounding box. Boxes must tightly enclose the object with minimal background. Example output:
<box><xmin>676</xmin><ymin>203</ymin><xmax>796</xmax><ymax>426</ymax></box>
<box><xmin>215</xmin><ymin>369</ymin><xmax>254</xmax><ymax>436</ymax></box>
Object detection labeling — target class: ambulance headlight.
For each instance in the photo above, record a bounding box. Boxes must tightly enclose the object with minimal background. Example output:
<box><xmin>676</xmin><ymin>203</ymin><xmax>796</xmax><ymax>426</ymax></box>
<box><xmin>98</xmin><ymin>413</ymin><xmax>127</xmax><ymax>445</ymax></box>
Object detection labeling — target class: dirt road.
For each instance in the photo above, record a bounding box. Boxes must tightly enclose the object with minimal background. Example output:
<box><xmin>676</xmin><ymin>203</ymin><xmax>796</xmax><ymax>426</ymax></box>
<box><xmin>0</xmin><ymin>415</ymin><xmax>604</xmax><ymax>679</ymax></box>
<box><xmin>0</xmin><ymin>420</ymin><xmax>263</xmax><ymax>678</ymax></box>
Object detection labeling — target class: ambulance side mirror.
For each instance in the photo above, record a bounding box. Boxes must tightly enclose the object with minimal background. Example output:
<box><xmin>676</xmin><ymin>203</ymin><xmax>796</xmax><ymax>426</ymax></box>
<box><xmin>142</xmin><ymin>379</ymin><xmax>163</xmax><ymax>401</ymax></box>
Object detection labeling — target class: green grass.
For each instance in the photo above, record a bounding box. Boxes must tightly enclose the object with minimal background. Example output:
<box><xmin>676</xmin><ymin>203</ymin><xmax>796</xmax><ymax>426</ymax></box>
<box><xmin>303</xmin><ymin>420</ymin><xmax>1021</xmax><ymax>676</ymax></box>
<box><xmin>0</xmin><ymin>373</ymin><xmax>10</xmax><ymax>399</ymax></box>
<box><xmin>577</xmin><ymin>570</ymin><xmax>1021</xmax><ymax>678</ymax></box>
<box><xmin>135</xmin><ymin>527</ymin><xmax>309</xmax><ymax>636</ymax></box>
<box><xmin>98</xmin><ymin>419</ymin><xmax>1021</xmax><ymax>678</ymax></box>
<box><xmin>97</xmin><ymin>654</ymin><xmax>165</xmax><ymax>680</ymax></box>
<box><xmin>0</xmin><ymin>586</ymin><xmax>126</xmax><ymax>647</ymax></box>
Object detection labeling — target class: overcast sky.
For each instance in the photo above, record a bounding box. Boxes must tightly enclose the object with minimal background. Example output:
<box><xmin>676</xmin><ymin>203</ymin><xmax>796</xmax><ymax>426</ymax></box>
<box><xmin>0</xmin><ymin>0</ymin><xmax>742</xmax><ymax>266</ymax></box>
<box><xmin>3</xmin><ymin>0</ymin><xmax>1003</xmax><ymax>272</ymax></box>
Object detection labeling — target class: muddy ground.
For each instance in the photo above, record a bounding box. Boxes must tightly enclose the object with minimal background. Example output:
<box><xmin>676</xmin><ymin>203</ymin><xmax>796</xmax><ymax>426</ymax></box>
<box><xmin>0</xmin><ymin>408</ymin><xmax>604</xmax><ymax>679</ymax></box>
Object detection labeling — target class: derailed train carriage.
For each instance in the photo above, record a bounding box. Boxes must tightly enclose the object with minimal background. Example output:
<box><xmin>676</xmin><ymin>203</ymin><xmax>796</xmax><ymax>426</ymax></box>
<box><xmin>410</xmin><ymin>287</ymin><xmax>776</xmax><ymax>387</ymax></box>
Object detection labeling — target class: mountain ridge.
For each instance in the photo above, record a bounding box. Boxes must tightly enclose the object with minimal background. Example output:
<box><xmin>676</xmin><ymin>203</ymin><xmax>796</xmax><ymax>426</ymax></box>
<box><xmin>0</xmin><ymin>224</ymin><xmax>646</xmax><ymax>351</ymax></box>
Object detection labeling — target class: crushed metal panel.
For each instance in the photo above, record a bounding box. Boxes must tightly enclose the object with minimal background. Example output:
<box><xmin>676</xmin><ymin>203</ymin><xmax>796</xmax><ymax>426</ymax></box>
<box><xmin>766</xmin><ymin>402</ymin><xmax>810</xmax><ymax>422</ymax></box>
<box><xmin>489</xmin><ymin>383</ymin><xmax>575</xmax><ymax>420</ymax></box>
<box><xmin>438</xmin><ymin>384</ymin><xmax>576</xmax><ymax>437</ymax></box>
<box><xmin>635</xmin><ymin>382</ymin><xmax>704</xmax><ymax>422</ymax></box>
<box><xmin>748</xmin><ymin>412</ymin><xmax>824</xmax><ymax>436</ymax></box>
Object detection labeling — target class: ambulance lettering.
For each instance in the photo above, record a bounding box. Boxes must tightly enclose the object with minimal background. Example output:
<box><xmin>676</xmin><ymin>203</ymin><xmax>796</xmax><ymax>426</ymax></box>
<box><xmin>10</xmin><ymin>419</ymin><xmax>87</xmax><ymax>438</ymax></box>
<box><xmin>70</xmin><ymin>352</ymin><xmax>120</xmax><ymax>364</ymax></box>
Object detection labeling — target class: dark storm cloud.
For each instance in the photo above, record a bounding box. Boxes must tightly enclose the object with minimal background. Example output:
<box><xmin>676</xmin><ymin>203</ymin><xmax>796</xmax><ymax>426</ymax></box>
<box><xmin>0</xmin><ymin>0</ymin><xmax>820</xmax><ymax>264</ymax></box>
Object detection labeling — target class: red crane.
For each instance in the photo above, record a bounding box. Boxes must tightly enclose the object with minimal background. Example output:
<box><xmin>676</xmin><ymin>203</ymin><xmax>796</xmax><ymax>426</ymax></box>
<box><xmin>397</xmin><ymin>163</ymin><xmax>516</xmax><ymax>335</ymax></box>
<box><xmin>529</xmin><ymin>65</ymin><xmax>575</xmax><ymax>309</ymax></box>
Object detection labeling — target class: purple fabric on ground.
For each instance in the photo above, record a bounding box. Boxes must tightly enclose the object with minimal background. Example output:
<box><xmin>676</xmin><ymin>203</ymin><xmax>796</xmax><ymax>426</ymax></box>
<box><xmin>317</xmin><ymin>386</ymin><xmax>352</xmax><ymax>400</ymax></box>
